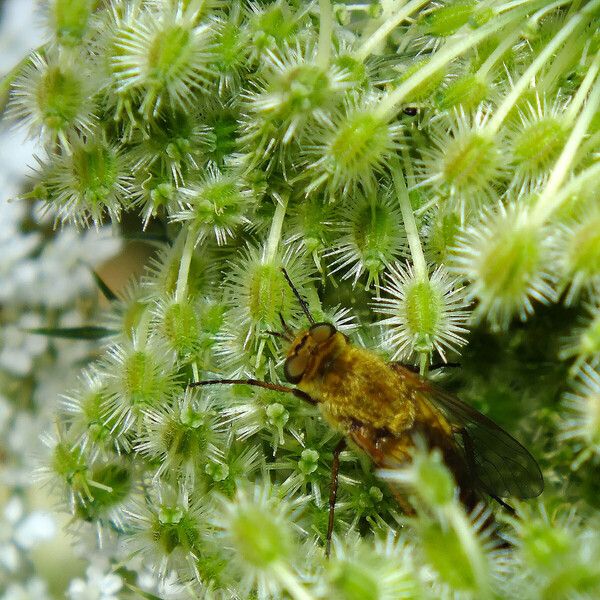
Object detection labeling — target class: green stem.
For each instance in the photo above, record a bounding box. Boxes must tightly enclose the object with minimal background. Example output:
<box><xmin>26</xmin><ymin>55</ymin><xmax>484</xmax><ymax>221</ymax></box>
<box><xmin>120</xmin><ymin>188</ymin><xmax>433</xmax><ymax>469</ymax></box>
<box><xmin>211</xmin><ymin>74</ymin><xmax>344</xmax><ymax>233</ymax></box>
<box><xmin>266</xmin><ymin>194</ymin><xmax>288</xmax><ymax>263</ymax></box>
<box><xmin>375</xmin><ymin>4</ymin><xmax>536</xmax><ymax>120</ymax></box>
<box><xmin>564</xmin><ymin>50</ymin><xmax>600</xmax><ymax>125</ymax></box>
<box><xmin>496</xmin><ymin>0</ymin><xmax>536</xmax><ymax>14</ymax></box>
<box><xmin>419</xmin><ymin>352</ymin><xmax>429</xmax><ymax>377</ymax></box>
<box><xmin>391</xmin><ymin>160</ymin><xmax>427</xmax><ymax>281</ymax></box>
<box><xmin>531</xmin><ymin>160</ymin><xmax>600</xmax><ymax>229</ymax></box>
<box><xmin>274</xmin><ymin>562</ymin><xmax>316</xmax><ymax>600</ymax></box>
<box><xmin>317</xmin><ymin>0</ymin><xmax>333</xmax><ymax>68</ymax></box>
<box><xmin>527</xmin><ymin>0</ymin><xmax>574</xmax><ymax>27</ymax></box>
<box><xmin>175</xmin><ymin>226</ymin><xmax>196</xmax><ymax>303</ymax></box>
<box><xmin>354</xmin><ymin>0</ymin><xmax>429</xmax><ymax>61</ymax></box>
<box><xmin>531</xmin><ymin>74</ymin><xmax>600</xmax><ymax>225</ymax></box>
<box><xmin>446</xmin><ymin>505</ymin><xmax>492</xmax><ymax>599</ymax></box>
<box><xmin>485</xmin><ymin>0</ymin><xmax>599</xmax><ymax>136</ymax></box>
<box><xmin>476</xmin><ymin>26</ymin><xmax>521</xmax><ymax>80</ymax></box>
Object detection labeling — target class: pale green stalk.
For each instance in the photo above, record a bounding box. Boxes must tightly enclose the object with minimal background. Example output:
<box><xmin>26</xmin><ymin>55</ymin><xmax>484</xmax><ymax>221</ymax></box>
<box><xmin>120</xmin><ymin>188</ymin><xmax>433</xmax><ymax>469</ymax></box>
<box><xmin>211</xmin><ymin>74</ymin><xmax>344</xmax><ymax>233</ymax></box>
<box><xmin>354</xmin><ymin>0</ymin><xmax>429</xmax><ymax>61</ymax></box>
<box><xmin>175</xmin><ymin>225</ymin><xmax>196</xmax><ymax>303</ymax></box>
<box><xmin>445</xmin><ymin>505</ymin><xmax>492</xmax><ymax>599</ymax></box>
<box><xmin>391</xmin><ymin>159</ymin><xmax>430</xmax><ymax>376</ymax></box>
<box><xmin>531</xmin><ymin>75</ymin><xmax>600</xmax><ymax>225</ymax></box>
<box><xmin>391</xmin><ymin>161</ymin><xmax>427</xmax><ymax>281</ymax></box>
<box><xmin>486</xmin><ymin>0</ymin><xmax>600</xmax><ymax>135</ymax></box>
<box><xmin>375</xmin><ymin>4</ymin><xmax>537</xmax><ymax>120</ymax></box>
<box><xmin>266</xmin><ymin>194</ymin><xmax>288</xmax><ymax>262</ymax></box>
<box><xmin>564</xmin><ymin>50</ymin><xmax>600</xmax><ymax>124</ymax></box>
<box><xmin>274</xmin><ymin>562</ymin><xmax>316</xmax><ymax>600</ymax></box>
<box><xmin>527</xmin><ymin>0</ymin><xmax>575</xmax><ymax>27</ymax></box>
<box><xmin>317</xmin><ymin>0</ymin><xmax>333</xmax><ymax>68</ymax></box>
<box><xmin>476</xmin><ymin>26</ymin><xmax>522</xmax><ymax>79</ymax></box>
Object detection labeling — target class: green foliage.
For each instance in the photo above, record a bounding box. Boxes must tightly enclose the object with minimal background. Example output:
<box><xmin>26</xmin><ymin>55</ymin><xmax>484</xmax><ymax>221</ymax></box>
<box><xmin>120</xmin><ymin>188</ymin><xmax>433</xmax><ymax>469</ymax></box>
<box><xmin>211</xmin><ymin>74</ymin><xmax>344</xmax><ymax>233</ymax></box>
<box><xmin>7</xmin><ymin>0</ymin><xmax>600</xmax><ymax>597</ymax></box>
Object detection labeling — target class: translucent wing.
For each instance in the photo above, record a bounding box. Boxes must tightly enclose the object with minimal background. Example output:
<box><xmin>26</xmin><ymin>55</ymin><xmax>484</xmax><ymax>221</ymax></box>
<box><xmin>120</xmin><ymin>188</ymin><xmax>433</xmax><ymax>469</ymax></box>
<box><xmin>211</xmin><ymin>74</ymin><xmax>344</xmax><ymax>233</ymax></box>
<box><xmin>392</xmin><ymin>364</ymin><xmax>544</xmax><ymax>499</ymax></box>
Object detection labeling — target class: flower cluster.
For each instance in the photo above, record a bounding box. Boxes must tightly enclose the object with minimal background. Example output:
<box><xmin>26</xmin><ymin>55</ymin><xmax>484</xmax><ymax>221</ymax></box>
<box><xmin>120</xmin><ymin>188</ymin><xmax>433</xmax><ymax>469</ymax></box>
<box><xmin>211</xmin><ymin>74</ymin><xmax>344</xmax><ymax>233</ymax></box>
<box><xmin>2</xmin><ymin>0</ymin><xmax>600</xmax><ymax>597</ymax></box>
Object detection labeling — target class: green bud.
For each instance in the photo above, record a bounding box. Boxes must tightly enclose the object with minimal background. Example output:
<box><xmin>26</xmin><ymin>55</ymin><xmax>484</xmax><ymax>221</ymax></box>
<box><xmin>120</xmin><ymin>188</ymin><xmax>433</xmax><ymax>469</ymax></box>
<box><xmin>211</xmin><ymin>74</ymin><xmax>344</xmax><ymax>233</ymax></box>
<box><xmin>424</xmin><ymin>1</ymin><xmax>476</xmax><ymax>36</ymax></box>
<box><xmin>298</xmin><ymin>449</ymin><xmax>319</xmax><ymax>475</ymax></box>
<box><xmin>51</xmin><ymin>0</ymin><xmax>93</xmax><ymax>46</ymax></box>
<box><xmin>414</xmin><ymin>452</ymin><xmax>455</xmax><ymax>507</ymax></box>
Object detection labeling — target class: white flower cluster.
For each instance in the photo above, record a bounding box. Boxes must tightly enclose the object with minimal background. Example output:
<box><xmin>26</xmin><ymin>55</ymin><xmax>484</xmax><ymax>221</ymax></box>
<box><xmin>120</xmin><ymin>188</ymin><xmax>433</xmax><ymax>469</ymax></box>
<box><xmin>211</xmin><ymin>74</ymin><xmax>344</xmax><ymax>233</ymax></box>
<box><xmin>1</xmin><ymin>3</ymin><xmax>123</xmax><ymax>596</ymax></box>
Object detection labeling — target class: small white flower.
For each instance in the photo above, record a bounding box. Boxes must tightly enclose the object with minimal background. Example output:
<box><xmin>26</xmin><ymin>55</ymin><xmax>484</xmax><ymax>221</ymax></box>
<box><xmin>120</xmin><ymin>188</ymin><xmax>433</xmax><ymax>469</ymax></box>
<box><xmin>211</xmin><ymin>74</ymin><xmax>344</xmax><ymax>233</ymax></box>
<box><xmin>0</xmin><ymin>497</ymin><xmax>56</xmax><ymax>573</ymax></box>
<box><xmin>2</xmin><ymin>578</ymin><xmax>50</xmax><ymax>600</ymax></box>
<box><xmin>67</xmin><ymin>559</ymin><xmax>123</xmax><ymax>600</ymax></box>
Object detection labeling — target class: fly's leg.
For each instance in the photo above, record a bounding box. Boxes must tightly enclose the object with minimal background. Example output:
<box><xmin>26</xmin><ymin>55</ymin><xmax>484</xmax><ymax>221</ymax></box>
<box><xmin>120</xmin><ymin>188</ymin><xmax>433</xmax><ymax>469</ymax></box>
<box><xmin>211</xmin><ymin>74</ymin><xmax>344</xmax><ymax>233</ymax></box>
<box><xmin>189</xmin><ymin>378</ymin><xmax>317</xmax><ymax>405</ymax></box>
<box><xmin>326</xmin><ymin>438</ymin><xmax>346</xmax><ymax>558</ymax></box>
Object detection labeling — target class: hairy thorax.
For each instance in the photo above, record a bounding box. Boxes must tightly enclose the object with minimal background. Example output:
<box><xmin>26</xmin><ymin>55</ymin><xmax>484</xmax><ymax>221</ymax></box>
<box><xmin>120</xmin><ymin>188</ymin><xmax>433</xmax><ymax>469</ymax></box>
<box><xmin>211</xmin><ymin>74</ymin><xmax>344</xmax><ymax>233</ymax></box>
<box><xmin>297</xmin><ymin>342</ymin><xmax>416</xmax><ymax>435</ymax></box>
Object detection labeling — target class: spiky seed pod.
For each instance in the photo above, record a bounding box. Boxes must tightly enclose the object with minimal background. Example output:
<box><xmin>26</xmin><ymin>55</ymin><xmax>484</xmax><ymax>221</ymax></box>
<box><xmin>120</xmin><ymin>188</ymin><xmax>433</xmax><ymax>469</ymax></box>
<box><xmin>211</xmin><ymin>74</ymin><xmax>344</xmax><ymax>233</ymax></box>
<box><xmin>418</xmin><ymin>108</ymin><xmax>505</xmax><ymax>214</ymax></box>
<box><xmin>246</xmin><ymin>0</ymin><xmax>306</xmax><ymax>62</ymax></box>
<box><xmin>129</xmin><ymin>108</ymin><xmax>214</xmax><ymax>186</ymax></box>
<box><xmin>395</xmin><ymin>57</ymin><xmax>446</xmax><ymax>103</ymax></box>
<box><xmin>241</xmin><ymin>41</ymin><xmax>353</xmax><ymax>165</ymax></box>
<box><xmin>46</xmin><ymin>0</ymin><xmax>94</xmax><ymax>47</ymax></box>
<box><xmin>7</xmin><ymin>52</ymin><xmax>96</xmax><ymax>152</ymax></box>
<box><xmin>213</xmin><ymin>483</ymin><xmax>308</xmax><ymax>599</ymax></box>
<box><xmin>73</xmin><ymin>460</ymin><xmax>133</xmax><ymax>528</ymax></box>
<box><xmin>100</xmin><ymin>334</ymin><xmax>179</xmax><ymax>435</ymax></box>
<box><xmin>326</xmin><ymin>190</ymin><xmax>407</xmax><ymax>290</ymax></box>
<box><xmin>508</xmin><ymin>97</ymin><xmax>567</xmax><ymax>191</ymax></box>
<box><xmin>222</xmin><ymin>387</ymin><xmax>294</xmax><ymax>450</ymax></box>
<box><xmin>130</xmin><ymin>170</ymin><xmax>177</xmax><ymax>228</ymax></box>
<box><xmin>224</xmin><ymin>241</ymin><xmax>313</xmax><ymax>338</ymax></box>
<box><xmin>124</xmin><ymin>484</ymin><xmax>209</xmax><ymax>582</ymax></box>
<box><xmin>40</xmin><ymin>430</ymin><xmax>92</xmax><ymax>508</ymax></box>
<box><xmin>205</xmin><ymin>445</ymin><xmax>263</xmax><ymax>499</ymax></box>
<box><xmin>60</xmin><ymin>369</ymin><xmax>127</xmax><ymax>455</ymax></box>
<box><xmin>171</xmin><ymin>165</ymin><xmax>253</xmax><ymax>245</ymax></box>
<box><xmin>513</xmin><ymin>505</ymin><xmax>600</xmax><ymax>597</ymax></box>
<box><xmin>554</xmin><ymin>209</ymin><xmax>600</xmax><ymax>305</ymax></box>
<box><xmin>211</xmin><ymin>5</ymin><xmax>250</xmax><ymax>95</ymax></box>
<box><xmin>450</xmin><ymin>203</ymin><xmax>556</xmax><ymax>329</ymax></box>
<box><xmin>421</xmin><ymin>1</ymin><xmax>477</xmax><ymax>38</ymax></box>
<box><xmin>101</xmin><ymin>282</ymin><xmax>150</xmax><ymax>341</ymax></box>
<box><xmin>110</xmin><ymin>2</ymin><xmax>215</xmax><ymax>117</ymax></box>
<box><xmin>323</xmin><ymin>534</ymin><xmax>421</xmax><ymax>600</ymax></box>
<box><xmin>303</xmin><ymin>94</ymin><xmax>402</xmax><ymax>197</ymax></box>
<box><xmin>424</xmin><ymin>209</ymin><xmax>461</xmax><ymax>263</ymax></box>
<box><xmin>374</xmin><ymin>263</ymin><xmax>469</xmax><ymax>362</ymax></box>
<box><xmin>560</xmin><ymin>363</ymin><xmax>600</xmax><ymax>469</ymax></box>
<box><xmin>284</xmin><ymin>196</ymin><xmax>335</xmax><ymax>271</ymax></box>
<box><xmin>42</xmin><ymin>136</ymin><xmax>132</xmax><ymax>227</ymax></box>
<box><xmin>436</xmin><ymin>72</ymin><xmax>489</xmax><ymax>111</ymax></box>
<box><xmin>559</xmin><ymin>303</ymin><xmax>600</xmax><ymax>370</ymax></box>
<box><xmin>150</xmin><ymin>294</ymin><xmax>202</xmax><ymax>359</ymax></box>
<box><xmin>136</xmin><ymin>389</ymin><xmax>225</xmax><ymax>482</ymax></box>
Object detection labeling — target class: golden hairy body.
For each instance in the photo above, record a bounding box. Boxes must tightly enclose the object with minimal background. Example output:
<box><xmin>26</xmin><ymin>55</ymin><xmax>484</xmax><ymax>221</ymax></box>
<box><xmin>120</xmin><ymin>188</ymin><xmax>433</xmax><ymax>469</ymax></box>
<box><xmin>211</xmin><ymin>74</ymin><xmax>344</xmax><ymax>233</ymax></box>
<box><xmin>283</xmin><ymin>322</ymin><xmax>542</xmax><ymax>508</ymax></box>
<box><xmin>295</xmin><ymin>332</ymin><xmax>417</xmax><ymax>435</ymax></box>
<box><xmin>194</xmin><ymin>274</ymin><xmax>543</xmax><ymax>551</ymax></box>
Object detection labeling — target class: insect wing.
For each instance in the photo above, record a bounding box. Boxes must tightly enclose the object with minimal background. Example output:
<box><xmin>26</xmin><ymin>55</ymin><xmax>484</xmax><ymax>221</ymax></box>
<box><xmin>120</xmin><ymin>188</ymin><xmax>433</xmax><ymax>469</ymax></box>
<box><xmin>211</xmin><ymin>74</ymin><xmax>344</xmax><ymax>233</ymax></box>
<box><xmin>417</xmin><ymin>383</ymin><xmax>544</xmax><ymax>499</ymax></box>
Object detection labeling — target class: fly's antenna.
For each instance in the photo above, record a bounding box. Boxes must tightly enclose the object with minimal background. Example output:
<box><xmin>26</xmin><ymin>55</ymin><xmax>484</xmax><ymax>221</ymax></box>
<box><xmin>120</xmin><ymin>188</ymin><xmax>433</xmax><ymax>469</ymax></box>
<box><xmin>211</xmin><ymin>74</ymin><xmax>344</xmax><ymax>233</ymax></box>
<box><xmin>281</xmin><ymin>268</ymin><xmax>315</xmax><ymax>324</ymax></box>
<box><xmin>278</xmin><ymin>312</ymin><xmax>294</xmax><ymax>338</ymax></box>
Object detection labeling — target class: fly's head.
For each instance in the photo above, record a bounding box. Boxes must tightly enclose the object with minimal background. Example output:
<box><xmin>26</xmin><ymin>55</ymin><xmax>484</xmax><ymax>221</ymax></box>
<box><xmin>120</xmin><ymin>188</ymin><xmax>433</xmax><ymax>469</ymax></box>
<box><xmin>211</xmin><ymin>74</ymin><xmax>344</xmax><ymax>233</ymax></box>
<box><xmin>283</xmin><ymin>322</ymin><xmax>347</xmax><ymax>384</ymax></box>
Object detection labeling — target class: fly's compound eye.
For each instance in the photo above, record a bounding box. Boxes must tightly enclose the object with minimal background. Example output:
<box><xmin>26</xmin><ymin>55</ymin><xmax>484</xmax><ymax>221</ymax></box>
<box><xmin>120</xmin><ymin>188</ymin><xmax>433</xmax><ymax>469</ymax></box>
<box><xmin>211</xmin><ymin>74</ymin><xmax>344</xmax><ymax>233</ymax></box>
<box><xmin>284</xmin><ymin>354</ymin><xmax>308</xmax><ymax>384</ymax></box>
<box><xmin>308</xmin><ymin>322</ymin><xmax>336</xmax><ymax>344</ymax></box>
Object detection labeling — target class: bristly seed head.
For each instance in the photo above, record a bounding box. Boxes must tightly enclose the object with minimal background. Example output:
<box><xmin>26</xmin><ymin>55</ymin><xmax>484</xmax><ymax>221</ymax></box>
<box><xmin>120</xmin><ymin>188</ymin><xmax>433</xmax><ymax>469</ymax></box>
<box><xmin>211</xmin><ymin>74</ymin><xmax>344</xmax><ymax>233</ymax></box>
<box><xmin>450</xmin><ymin>202</ymin><xmax>556</xmax><ymax>329</ymax></box>
<box><xmin>375</xmin><ymin>263</ymin><xmax>469</xmax><ymax>362</ymax></box>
